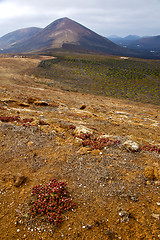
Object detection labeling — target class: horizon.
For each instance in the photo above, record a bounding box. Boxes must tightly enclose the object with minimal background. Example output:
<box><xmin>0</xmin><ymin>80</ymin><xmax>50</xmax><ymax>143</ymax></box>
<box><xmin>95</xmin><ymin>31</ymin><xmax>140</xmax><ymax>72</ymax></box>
<box><xmin>0</xmin><ymin>0</ymin><xmax>160</xmax><ymax>38</ymax></box>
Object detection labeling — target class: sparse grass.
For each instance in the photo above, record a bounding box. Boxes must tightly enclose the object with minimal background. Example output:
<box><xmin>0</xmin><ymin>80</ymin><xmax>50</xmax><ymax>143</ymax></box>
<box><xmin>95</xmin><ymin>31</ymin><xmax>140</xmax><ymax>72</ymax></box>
<box><xmin>32</xmin><ymin>54</ymin><xmax>160</xmax><ymax>104</ymax></box>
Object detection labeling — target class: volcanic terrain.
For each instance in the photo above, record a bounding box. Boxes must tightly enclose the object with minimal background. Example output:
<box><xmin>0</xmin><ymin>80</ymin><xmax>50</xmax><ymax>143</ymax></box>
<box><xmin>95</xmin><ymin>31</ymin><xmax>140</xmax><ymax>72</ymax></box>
<box><xmin>0</xmin><ymin>54</ymin><xmax>159</xmax><ymax>239</ymax></box>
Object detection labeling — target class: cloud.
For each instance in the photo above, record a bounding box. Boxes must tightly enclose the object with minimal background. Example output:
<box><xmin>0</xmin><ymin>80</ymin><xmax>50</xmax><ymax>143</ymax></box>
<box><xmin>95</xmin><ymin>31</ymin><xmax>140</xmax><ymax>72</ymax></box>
<box><xmin>0</xmin><ymin>0</ymin><xmax>160</xmax><ymax>37</ymax></box>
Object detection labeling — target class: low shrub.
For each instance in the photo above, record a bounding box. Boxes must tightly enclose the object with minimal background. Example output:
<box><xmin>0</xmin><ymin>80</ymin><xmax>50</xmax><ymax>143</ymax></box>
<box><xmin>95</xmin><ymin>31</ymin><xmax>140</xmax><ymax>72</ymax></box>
<box><xmin>29</xmin><ymin>179</ymin><xmax>75</xmax><ymax>226</ymax></box>
<box><xmin>76</xmin><ymin>133</ymin><xmax>120</xmax><ymax>150</ymax></box>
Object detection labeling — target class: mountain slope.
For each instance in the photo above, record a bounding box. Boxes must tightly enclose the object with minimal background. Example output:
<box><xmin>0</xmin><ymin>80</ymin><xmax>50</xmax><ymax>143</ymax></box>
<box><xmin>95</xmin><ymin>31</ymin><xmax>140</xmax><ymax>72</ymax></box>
<box><xmin>1</xmin><ymin>17</ymin><xmax>127</xmax><ymax>55</ymax></box>
<box><xmin>0</xmin><ymin>27</ymin><xmax>42</xmax><ymax>50</ymax></box>
<box><xmin>108</xmin><ymin>35</ymin><xmax>141</xmax><ymax>47</ymax></box>
<box><xmin>127</xmin><ymin>35</ymin><xmax>160</xmax><ymax>51</ymax></box>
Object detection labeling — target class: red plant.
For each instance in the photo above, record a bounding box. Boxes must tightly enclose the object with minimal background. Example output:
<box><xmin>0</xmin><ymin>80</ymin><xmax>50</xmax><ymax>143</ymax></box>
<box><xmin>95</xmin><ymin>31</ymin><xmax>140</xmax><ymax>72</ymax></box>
<box><xmin>76</xmin><ymin>133</ymin><xmax>120</xmax><ymax>150</ymax></box>
<box><xmin>29</xmin><ymin>179</ymin><xmax>75</xmax><ymax>226</ymax></box>
<box><xmin>0</xmin><ymin>116</ymin><xmax>34</xmax><ymax>124</ymax></box>
<box><xmin>139</xmin><ymin>145</ymin><xmax>160</xmax><ymax>154</ymax></box>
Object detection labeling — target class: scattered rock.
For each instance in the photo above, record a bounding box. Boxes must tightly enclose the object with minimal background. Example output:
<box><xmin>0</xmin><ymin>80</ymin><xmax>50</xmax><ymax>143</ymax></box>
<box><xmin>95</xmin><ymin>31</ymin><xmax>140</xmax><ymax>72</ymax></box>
<box><xmin>34</xmin><ymin>101</ymin><xmax>49</xmax><ymax>106</ymax></box>
<box><xmin>123</xmin><ymin>140</ymin><xmax>139</xmax><ymax>152</ymax></box>
<box><xmin>28</xmin><ymin>141</ymin><xmax>34</xmax><ymax>147</ymax></box>
<box><xmin>77</xmin><ymin>147</ymin><xmax>91</xmax><ymax>155</ymax></box>
<box><xmin>155</xmin><ymin>181</ymin><xmax>160</xmax><ymax>186</ymax></box>
<box><xmin>1</xmin><ymin>98</ymin><xmax>17</xmax><ymax>103</ymax></box>
<box><xmin>74</xmin><ymin>137</ymin><xmax>83</xmax><ymax>147</ymax></box>
<box><xmin>13</xmin><ymin>173</ymin><xmax>26</xmax><ymax>187</ymax></box>
<box><xmin>154</xmin><ymin>165</ymin><xmax>160</xmax><ymax>181</ymax></box>
<box><xmin>74</xmin><ymin>125</ymin><xmax>93</xmax><ymax>136</ymax></box>
<box><xmin>152</xmin><ymin>213</ymin><xmax>160</xmax><ymax>220</ymax></box>
<box><xmin>86</xmin><ymin>224</ymin><xmax>92</xmax><ymax>229</ymax></box>
<box><xmin>106</xmin><ymin>229</ymin><xmax>117</xmax><ymax>239</ymax></box>
<box><xmin>80</xmin><ymin>105</ymin><xmax>86</xmax><ymax>110</ymax></box>
<box><xmin>119</xmin><ymin>211</ymin><xmax>130</xmax><ymax>223</ymax></box>
<box><xmin>99</xmin><ymin>134</ymin><xmax>113</xmax><ymax>139</ymax></box>
<box><xmin>144</xmin><ymin>165</ymin><xmax>160</xmax><ymax>180</ymax></box>
<box><xmin>144</xmin><ymin>166</ymin><xmax>155</xmax><ymax>180</ymax></box>
<box><xmin>27</xmin><ymin>97</ymin><xmax>37</xmax><ymax>104</ymax></box>
<box><xmin>18</xmin><ymin>102</ymin><xmax>29</xmax><ymax>107</ymax></box>
<box><xmin>91</xmin><ymin>149</ymin><xmax>102</xmax><ymax>156</ymax></box>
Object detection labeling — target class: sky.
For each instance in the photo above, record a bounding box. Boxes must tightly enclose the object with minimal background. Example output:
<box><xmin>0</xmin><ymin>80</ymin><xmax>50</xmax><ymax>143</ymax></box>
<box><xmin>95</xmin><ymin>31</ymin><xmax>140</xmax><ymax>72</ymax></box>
<box><xmin>0</xmin><ymin>0</ymin><xmax>160</xmax><ymax>38</ymax></box>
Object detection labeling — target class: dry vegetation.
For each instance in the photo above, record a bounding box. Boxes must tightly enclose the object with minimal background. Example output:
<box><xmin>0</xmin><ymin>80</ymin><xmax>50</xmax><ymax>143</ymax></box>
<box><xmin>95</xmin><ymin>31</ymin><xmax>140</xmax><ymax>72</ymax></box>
<box><xmin>0</xmin><ymin>54</ymin><xmax>160</xmax><ymax>240</ymax></box>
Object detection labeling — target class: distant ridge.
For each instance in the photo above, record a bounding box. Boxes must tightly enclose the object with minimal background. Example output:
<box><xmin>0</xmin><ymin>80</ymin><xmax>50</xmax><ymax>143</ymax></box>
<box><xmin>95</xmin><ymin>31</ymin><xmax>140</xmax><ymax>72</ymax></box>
<box><xmin>108</xmin><ymin>34</ymin><xmax>160</xmax><ymax>51</ymax></box>
<box><xmin>0</xmin><ymin>27</ymin><xmax>42</xmax><ymax>50</ymax></box>
<box><xmin>127</xmin><ymin>35</ymin><xmax>160</xmax><ymax>51</ymax></box>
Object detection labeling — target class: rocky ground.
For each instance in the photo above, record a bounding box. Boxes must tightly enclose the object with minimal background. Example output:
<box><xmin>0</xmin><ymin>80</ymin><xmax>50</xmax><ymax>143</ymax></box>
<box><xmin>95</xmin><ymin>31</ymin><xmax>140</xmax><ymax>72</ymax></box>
<box><xmin>0</xmin><ymin>56</ymin><xmax>160</xmax><ymax>239</ymax></box>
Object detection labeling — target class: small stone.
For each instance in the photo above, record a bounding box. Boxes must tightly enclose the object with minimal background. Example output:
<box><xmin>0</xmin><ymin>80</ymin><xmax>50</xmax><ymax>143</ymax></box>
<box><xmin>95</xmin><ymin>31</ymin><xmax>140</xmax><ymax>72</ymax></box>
<box><xmin>154</xmin><ymin>167</ymin><xmax>160</xmax><ymax>181</ymax></box>
<box><xmin>13</xmin><ymin>173</ymin><xmax>26</xmax><ymax>187</ymax></box>
<box><xmin>106</xmin><ymin>230</ymin><xmax>116</xmax><ymax>238</ymax></box>
<box><xmin>144</xmin><ymin>166</ymin><xmax>155</xmax><ymax>180</ymax></box>
<box><xmin>34</xmin><ymin>100</ymin><xmax>48</xmax><ymax>106</ymax></box>
<box><xmin>18</xmin><ymin>102</ymin><xmax>29</xmax><ymax>107</ymax></box>
<box><xmin>80</xmin><ymin>105</ymin><xmax>86</xmax><ymax>110</ymax></box>
<box><xmin>119</xmin><ymin>211</ymin><xmax>130</xmax><ymax>223</ymax></box>
<box><xmin>123</xmin><ymin>140</ymin><xmax>139</xmax><ymax>152</ymax></box>
<box><xmin>86</xmin><ymin>224</ymin><xmax>91</xmax><ymax>229</ymax></box>
<box><xmin>152</xmin><ymin>213</ymin><xmax>160</xmax><ymax>220</ymax></box>
<box><xmin>77</xmin><ymin>147</ymin><xmax>91</xmax><ymax>155</ymax></box>
<box><xmin>74</xmin><ymin>137</ymin><xmax>83</xmax><ymax>147</ymax></box>
<box><xmin>27</xmin><ymin>97</ymin><xmax>37</xmax><ymax>104</ymax></box>
<box><xmin>74</xmin><ymin>125</ymin><xmax>93</xmax><ymax>136</ymax></box>
<box><xmin>155</xmin><ymin>181</ymin><xmax>160</xmax><ymax>186</ymax></box>
<box><xmin>28</xmin><ymin>141</ymin><xmax>34</xmax><ymax>147</ymax></box>
<box><xmin>91</xmin><ymin>149</ymin><xmax>101</xmax><ymax>156</ymax></box>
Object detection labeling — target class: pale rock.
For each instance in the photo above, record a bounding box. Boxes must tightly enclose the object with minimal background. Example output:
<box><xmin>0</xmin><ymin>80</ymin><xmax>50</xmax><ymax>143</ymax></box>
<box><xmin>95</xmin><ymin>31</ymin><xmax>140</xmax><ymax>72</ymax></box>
<box><xmin>74</xmin><ymin>125</ymin><xmax>93</xmax><ymax>136</ymax></box>
<box><xmin>123</xmin><ymin>140</ymin><xmax>139</xmax><ymax>152</ymax></box>
<box><xmin>152</xmin><ymin>213</ymin><xmax>160</xmax><ymax>220</ymax></box>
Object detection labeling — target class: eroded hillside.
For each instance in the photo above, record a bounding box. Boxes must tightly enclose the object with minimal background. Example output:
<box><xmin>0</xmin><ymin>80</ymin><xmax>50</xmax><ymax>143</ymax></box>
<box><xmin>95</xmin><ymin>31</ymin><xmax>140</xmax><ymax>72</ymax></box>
<box><xmin>0</xmin><ymin>55</ymin><xmax>160</xmax><ymax>240</ymax></box>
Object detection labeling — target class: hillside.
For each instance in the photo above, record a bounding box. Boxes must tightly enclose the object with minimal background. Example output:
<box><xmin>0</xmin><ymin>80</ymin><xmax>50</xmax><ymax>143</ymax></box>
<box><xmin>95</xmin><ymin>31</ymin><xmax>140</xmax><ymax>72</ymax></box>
<box><xmin>33</xmin><ymin>54</ymin><xmax>160</xmax><ymax>105</ymax></box>
<box><xmin>0</xmin><ymin>27</ymin><xmax>42</xmax><ymax>50</ymax></box>
<box><xmin>0</xmin><ymin>54</ymin><xmax>160</xmax><ymax>239</ymax></box>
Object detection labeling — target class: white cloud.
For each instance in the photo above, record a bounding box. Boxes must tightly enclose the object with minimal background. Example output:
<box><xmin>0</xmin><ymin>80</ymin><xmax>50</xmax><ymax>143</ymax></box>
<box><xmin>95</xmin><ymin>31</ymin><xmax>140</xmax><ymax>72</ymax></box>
<box><xmin>0</xmin><ymin>1</ymin><xmax>33</xmax><ymax>19</ymax></box>
<box><xmin>0</xmin><ymin>0</ymin><xmax>160</xmax><ymax>37</ymax></box>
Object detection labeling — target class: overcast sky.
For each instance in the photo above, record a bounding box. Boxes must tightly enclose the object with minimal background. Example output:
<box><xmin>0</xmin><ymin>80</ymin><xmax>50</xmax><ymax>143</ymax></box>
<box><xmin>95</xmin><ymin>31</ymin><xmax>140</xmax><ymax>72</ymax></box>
<box><xmin>0</xmin><ymin>0</ymin><xmax>160</xmax><ymax>38</ymax></box>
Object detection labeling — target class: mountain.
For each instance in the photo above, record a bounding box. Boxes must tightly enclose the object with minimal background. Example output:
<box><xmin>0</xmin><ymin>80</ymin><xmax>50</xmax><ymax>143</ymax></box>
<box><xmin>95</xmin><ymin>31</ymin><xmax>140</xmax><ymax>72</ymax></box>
<box><xmin>127</xmin><ymin>35</ymin><xmax>160</xmax><ymax>51</ymax></box>
<box><xmin>108</xmin><ymin>34</ymin><xmax>160</xmax><ymax>52</ymax></box>
<box><xmin>1</xmin><ymin>18</ymin><xmax>159</xmax><ymax>58</ymax></box>
<box><xmin>0</xmin><ymin>17</ymin><xmax>128</xmax><ymax>55</ymax></box>
<box><xmin>0</xmin><ymin>27</ymin><xmax>42</xmax><ymax>50</ymax></box>
<box><xmin>124</xmin><ymin>35</ymin><xmax>140</xmax><ymax>41</ymax></box>
<box><xmin>108</xmin><ymin>35</ymin><xmax>141</xmax><ymax>47</ymax></box>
